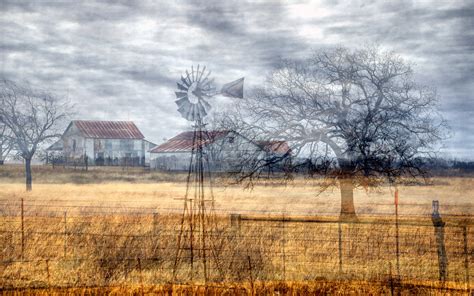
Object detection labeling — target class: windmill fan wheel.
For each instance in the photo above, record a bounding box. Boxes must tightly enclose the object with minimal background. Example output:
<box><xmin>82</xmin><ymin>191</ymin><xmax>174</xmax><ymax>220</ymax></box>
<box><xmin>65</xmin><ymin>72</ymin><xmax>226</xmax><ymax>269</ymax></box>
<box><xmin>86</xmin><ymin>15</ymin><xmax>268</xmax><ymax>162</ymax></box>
<box><xmin>175</xmin><ymin>65</ymin><xmax>214</xmax><ymax>122</ymax></box>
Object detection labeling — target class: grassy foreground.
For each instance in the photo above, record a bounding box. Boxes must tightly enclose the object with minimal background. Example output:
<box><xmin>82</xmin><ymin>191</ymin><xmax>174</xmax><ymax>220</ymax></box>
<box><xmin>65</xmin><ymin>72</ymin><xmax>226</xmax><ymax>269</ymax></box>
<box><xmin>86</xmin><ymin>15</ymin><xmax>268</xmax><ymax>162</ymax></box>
<box><xmin>0</xmin><ymin>165</ymin><xmax>473</xmax><ymax>294</ymax></box>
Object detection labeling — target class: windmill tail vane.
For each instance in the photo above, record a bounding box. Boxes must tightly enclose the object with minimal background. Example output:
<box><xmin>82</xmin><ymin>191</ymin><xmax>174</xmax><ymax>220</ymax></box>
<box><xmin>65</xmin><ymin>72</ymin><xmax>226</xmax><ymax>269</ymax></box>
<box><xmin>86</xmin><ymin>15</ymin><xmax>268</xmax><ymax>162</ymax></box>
<box><xmin>221</xmin><ymin>77</ymin><xmax>244</xmax><ymax>99</ymax></box>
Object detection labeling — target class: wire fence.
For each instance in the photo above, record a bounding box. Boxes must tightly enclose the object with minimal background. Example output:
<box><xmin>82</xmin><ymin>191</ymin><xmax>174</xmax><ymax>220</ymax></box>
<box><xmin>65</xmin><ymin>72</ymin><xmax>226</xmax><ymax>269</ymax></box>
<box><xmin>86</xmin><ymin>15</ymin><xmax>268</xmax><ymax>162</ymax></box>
<box><xmin>0</xmin><ymin>198</ymin><xmax>472</xmax><ymax>293</ymax></box>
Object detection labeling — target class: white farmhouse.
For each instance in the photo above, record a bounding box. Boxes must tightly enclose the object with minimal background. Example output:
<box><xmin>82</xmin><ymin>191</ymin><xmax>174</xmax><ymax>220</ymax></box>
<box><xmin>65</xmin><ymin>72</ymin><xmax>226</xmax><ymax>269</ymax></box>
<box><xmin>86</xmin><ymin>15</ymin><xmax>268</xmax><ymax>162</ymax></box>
<box><xmin>47</xmin><ymin>120</ymin><xmax>156</xmax><ymax>166</ymax></box>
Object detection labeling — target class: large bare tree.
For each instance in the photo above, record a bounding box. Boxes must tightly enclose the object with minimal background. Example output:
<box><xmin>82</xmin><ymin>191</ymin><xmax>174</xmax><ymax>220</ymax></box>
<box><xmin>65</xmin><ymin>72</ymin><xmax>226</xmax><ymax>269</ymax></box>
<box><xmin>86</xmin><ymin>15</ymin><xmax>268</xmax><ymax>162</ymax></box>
<box><xmin>223</xmin><ymin>46</ymin><xmax>446</xmax><ymax>220</ymax></box>
<box><xmin>0</xmin><ymin>79</ymin><xmax>70</xmax><ymax>191</ymax></box>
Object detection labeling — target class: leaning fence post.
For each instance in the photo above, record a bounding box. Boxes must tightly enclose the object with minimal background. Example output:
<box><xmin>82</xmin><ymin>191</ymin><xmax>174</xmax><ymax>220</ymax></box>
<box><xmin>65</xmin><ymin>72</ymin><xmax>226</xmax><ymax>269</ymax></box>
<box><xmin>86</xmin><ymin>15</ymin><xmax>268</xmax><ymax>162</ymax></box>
<box><xmin>463</xmin><ymin>226</ymin><xmax>470</xmax><ymax>293</ymax></box>
<box><xmin>431</xmin><ymin>200</ymin><xmax>448</xmax><ymax>282</ymax></box>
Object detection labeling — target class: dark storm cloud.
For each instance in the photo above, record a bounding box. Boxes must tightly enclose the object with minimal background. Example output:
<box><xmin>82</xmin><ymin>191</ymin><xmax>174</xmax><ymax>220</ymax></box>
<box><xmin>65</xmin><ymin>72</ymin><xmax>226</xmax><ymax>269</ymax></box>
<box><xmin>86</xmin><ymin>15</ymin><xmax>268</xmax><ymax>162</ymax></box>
<box><xmin>0</xmin><ymin>0</ymin><xmax>473</xmax><ymax>158</ymax></box>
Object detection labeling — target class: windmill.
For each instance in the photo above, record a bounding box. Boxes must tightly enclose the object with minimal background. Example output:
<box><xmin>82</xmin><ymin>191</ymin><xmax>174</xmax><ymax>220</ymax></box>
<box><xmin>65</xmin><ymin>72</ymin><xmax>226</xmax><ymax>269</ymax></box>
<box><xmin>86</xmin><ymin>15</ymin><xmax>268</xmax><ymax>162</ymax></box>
<box><xmin>172</xmin><ymin>65</ymin><xmax>244</xmax><ymax>282</ymax></box>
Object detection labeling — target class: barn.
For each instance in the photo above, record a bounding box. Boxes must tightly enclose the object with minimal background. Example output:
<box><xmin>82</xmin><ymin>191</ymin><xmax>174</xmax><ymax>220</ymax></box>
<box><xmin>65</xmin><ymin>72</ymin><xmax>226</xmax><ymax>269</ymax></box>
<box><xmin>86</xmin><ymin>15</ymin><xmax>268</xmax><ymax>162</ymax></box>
<box><xmin>46</xmin><ymin>120</ymin><xmax>156</xmax><ymax>166</ymax></box>
<box><xmin>149</xmin><ymin>130</ymin><xmax>290</xmax><ymax>171</ymax></box>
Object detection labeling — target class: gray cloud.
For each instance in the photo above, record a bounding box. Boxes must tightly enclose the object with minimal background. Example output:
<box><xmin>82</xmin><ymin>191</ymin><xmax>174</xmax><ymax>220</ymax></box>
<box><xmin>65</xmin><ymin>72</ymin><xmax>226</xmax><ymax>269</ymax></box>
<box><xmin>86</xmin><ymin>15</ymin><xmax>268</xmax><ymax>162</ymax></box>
<box><xmin>0</xmin><ymin>0</ymin><xmax>473</xmax><ymax>158</ymax></box>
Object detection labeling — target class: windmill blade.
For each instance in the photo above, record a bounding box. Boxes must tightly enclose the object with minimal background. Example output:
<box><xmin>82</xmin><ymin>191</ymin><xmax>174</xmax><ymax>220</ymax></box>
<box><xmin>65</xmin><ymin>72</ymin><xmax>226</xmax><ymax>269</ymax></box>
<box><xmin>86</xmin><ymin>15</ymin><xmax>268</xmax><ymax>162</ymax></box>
<box><xmin>180</xmin><ymin>76</ymin><xmax>190</xmax><ymax>87</ymax></box>
<box><xmin>197</xmin><ymin>101</ymin><xmax>208</xmax><ymax>118</ymax></box>
<box><xmin>175</xmin><ymin>91</ymin><xmax>187</xmax><ymax>99</ymax></box>
<box><xmin>177</xmin><ymin>100</ymin><xmax>191</xmax><ymax>112</ymax></box>
<box><xmin>179</xmin><ymin>102</ymin><xmax>193</xmax><ymax>121</ymax></box>
<box><xmin>177</xmin><ymin>82</ymin><xmax>188</xmax><ymax>91</ymax></box>
<box><xmin>200</xmin><ymin>98</ymin><xmax>212</xmax><ymax>110</ymax></box>
<box><xmin>221</xmin><ymin>77</ymin><xmax>244</xmax><ymax>99</ymax></box>
<box><xmin>197</xmin><ymin>65</ymin><xmax>206</xmax><ymax>82</ymax></box>
<box><xmin>185</xmin><ymin>70</ymin><xmax>192</xmax><ymax>85</ymax></box>
<box><xmin>175</xmin><ymin>96</ymin><xmax>189</xmax><ymax>106</ymax></box>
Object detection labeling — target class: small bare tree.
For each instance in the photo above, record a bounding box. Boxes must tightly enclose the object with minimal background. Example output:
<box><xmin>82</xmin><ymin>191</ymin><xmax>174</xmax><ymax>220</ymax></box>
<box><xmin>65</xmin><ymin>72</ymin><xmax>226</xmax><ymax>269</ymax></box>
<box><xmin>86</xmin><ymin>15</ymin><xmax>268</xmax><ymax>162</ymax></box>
<box><xmin>0</xmin><ymin>79</ymin><xmax>70</xmax><ymax>191</ymax></box>
<box><xmin>222</xmin><ymin>46</ymin><xmax>447</xmax><ymax>220</ymax></box>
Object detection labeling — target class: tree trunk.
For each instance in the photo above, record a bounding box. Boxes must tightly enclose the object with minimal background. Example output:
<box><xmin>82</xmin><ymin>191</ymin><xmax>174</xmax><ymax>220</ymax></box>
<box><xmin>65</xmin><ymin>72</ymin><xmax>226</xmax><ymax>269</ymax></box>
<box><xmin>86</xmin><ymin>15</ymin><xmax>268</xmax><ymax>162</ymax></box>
<box><xmin>336</xmin><ymin>156</ymin><xmax>358</xmax><ymax>221</ymax></box>
<box><xmin>339</xmin><ymin>178</ymin><xmax>357</xmax><ymax>221</ymax></box>
<box><xmin>25</xmin><ymin>158</ymin><xmax>32</xmax><ymax>191</ymax></box>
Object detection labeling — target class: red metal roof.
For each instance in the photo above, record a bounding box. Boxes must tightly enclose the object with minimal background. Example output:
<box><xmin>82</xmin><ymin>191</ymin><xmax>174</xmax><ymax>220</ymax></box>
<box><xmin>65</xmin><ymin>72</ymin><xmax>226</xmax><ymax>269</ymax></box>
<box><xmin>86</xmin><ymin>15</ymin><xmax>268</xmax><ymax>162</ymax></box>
<box><xmin>150</xmin><ymin>131</ymin><xmax>230</xmax><ymax>153</ymax></box>
<box><xmin>151</xmin><ymin>131</ymin><xmax>290</xmax><ymax>154</ymax></box>
<box><xmin>73</xmin><ymin>120</ymin><xmax>144</xmax><ymax>139</ymax></box>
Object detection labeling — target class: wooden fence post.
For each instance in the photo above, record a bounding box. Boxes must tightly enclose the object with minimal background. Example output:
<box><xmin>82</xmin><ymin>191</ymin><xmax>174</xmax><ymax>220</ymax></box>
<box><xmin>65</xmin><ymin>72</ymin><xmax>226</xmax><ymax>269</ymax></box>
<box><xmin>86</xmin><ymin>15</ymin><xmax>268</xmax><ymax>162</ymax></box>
<box><xmin>281</xmin><ymin>213</ymin><xmax>286</xmax><ymax>281</ymax></box>
<box><xmin>247</xmin><ymin>255</ymin><xmax>254</xmax><ymax>296</ymax></box>
<box><xmin>394</xmin><ymin>188</ymin><xmax>400</xmax><ymax>279</ymax></box>
<box><xmin>153</xmin><ymin>211</ymin><xmax>159</xmax><ymax>236</ymax></box>
<box><xmin>45</xmin><ymin>259</ymin><xmax>50</xmax><ymax>286</ymax></box>
<box><xmin>389</xmin><ymin>262</ymin><xmax>394</xmax><ymax>296</ymax></box>
<box><xmin>338</xmin><ymin>222</ymin><xmax>343</xmax><ymax>276</ymax></box>
<box><xmin>21</xmin><ymin>198</ymin><xmax>24</xmax><ymax>261</ymax></box>
<box><xmin>137</xmin><ymin>258</ymin><xmax>144</xmax><ymax>296</ymax></box>
<box><xmin>64</xmin><ymin>211</ymin><xmax>67</xmax><ymax>258</ymax></box>
<box><xmin>230</xmin><ymin>214</ymin><xmax>241</xmax><ymax>232</ymax></box>
<box><xmin>431</xmin><ymin>200</ymin><xmax>448</xmax><ymax>282</ymax></box>
<box><xmin>463</xmin><ymin>226</ymin><xmax>470</xmax><ymax>293</ymax></box>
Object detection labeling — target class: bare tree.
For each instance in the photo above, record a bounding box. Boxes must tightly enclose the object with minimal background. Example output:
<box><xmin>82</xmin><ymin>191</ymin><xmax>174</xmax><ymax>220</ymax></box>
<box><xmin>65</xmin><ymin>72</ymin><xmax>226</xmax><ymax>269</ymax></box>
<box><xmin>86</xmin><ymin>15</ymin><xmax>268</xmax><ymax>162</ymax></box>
<box><xmin>222</xmin><ymin>46</ymin><xmax>447</xmax><ymax>220</ymax></box>
<box><xmin>0</xmin><ymin>79</ymin><xmax>70</xmax><ymax>191</ymax></box>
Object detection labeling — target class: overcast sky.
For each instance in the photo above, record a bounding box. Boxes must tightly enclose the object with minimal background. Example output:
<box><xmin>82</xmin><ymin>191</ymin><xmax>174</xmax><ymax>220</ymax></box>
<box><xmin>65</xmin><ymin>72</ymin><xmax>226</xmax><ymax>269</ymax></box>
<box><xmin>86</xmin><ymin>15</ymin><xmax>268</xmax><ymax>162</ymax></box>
<box><xmin>1</xmin><ymin>0</ymin><xmax>473</xmax><ymax>159</ymax></box>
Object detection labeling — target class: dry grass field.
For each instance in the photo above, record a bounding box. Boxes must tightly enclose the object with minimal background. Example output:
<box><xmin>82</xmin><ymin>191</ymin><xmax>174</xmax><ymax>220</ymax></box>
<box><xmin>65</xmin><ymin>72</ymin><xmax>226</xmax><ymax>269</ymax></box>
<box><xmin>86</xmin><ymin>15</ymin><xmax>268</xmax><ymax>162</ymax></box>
<box><xmin>0</xmin><ymin>164</ymin><xmax>473</xmax><ymax>295</ymax></box>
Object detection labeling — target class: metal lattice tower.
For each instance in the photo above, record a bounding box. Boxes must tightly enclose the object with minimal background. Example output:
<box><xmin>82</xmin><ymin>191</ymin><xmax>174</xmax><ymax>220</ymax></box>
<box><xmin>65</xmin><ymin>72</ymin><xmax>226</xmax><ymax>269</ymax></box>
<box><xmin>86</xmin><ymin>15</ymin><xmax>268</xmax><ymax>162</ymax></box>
<box><xmin>171</xmin><ymin>65</ymin><xmax>244</xmax><ymax>281</ymax></box>
<box><xmin>172</xmin><ymin>65</ymin><xmax>219</xmax><ymax>282</ymax></box>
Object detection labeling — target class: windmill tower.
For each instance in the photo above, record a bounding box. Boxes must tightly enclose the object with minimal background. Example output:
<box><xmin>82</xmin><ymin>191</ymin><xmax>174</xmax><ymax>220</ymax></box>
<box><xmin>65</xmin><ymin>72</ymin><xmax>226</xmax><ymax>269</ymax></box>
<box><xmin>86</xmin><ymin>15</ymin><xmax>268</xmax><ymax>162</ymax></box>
<box><xmin>172</xmin><ymin>65</ymin><xmax>243</xmax><ymax>282</ymax></box>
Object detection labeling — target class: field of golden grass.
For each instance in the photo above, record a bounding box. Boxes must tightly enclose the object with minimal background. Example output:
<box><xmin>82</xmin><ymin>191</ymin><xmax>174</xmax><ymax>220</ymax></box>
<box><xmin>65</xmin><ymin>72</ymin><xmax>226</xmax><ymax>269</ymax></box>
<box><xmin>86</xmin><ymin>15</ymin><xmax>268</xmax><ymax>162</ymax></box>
<box><xmin>0</xmin><ymin>164</ymin><xmax>473</xmax><ymax>294</ymax></box>
<box><xmin>1</xmin><ymin>165</ymin><xmax>474</xmax><ymax>217</ymax></box>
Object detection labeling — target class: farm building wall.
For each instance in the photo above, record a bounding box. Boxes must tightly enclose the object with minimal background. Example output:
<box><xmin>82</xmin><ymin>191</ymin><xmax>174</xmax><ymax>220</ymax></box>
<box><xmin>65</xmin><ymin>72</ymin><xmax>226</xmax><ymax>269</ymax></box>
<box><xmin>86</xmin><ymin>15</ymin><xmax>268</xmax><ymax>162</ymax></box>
<box><xmin>92</xmin><ymin>138</ymin><xmax>145</xmax><ymax>166</ymax></box>
<box><xmin>150</xmin><ymin>132</ymin><xmax>284</xmax><ymax>172</ymax></box>
<box><xmin>63</xmin><ymin>123</ymin><xmax>87</xmax><ymax>160</ymax></box>
<box><xmin>151</xmin><ymin>152</ymin><xmax>191</xmax><ymax>171</ymax></box>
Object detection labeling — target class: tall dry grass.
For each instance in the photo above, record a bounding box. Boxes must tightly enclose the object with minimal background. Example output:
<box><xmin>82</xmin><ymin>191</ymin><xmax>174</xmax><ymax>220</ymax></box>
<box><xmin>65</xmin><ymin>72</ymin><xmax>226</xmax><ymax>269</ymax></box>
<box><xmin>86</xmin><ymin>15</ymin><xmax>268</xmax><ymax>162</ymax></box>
<box><xmin>0</xmin><ymin>211</ymin><xmax>472</xmax><ymax>290</ymax></box>
<box><xmin>0</xmin><ymin>164</ymin><xmax>473</xmax><ymax>294</ymax></box>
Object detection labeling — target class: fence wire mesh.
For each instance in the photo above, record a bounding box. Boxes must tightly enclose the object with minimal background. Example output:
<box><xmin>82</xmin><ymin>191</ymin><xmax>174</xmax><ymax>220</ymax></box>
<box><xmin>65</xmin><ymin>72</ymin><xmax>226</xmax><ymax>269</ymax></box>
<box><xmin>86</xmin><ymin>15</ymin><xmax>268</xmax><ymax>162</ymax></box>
<box><xmin>0</xmin><ymin>199</ymin><xmax>472</xmax><ymax>292</ymax></box>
